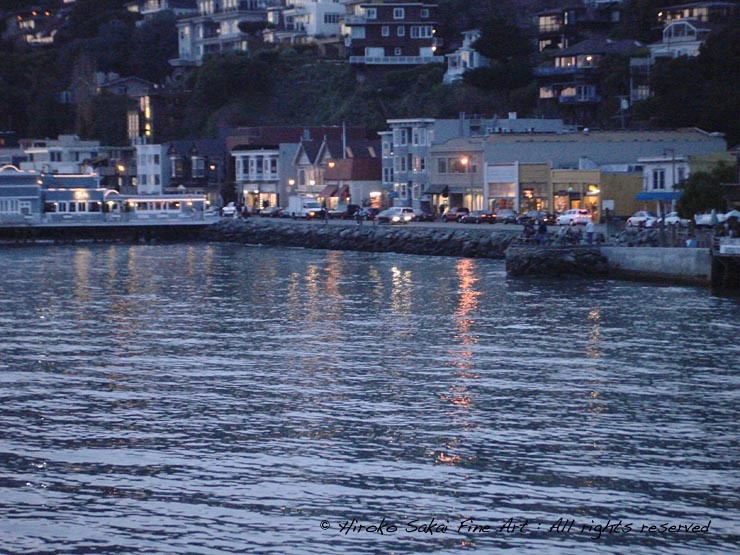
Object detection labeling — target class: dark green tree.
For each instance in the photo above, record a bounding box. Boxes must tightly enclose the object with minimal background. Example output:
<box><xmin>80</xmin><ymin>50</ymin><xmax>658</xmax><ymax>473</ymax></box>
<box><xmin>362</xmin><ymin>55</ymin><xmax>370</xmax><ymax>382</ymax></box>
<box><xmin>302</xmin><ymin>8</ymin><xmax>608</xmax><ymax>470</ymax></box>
<box><xmin>676</xmin><ymin>163</ymin><xmax>738</xmax><ymax>218</ymax></box>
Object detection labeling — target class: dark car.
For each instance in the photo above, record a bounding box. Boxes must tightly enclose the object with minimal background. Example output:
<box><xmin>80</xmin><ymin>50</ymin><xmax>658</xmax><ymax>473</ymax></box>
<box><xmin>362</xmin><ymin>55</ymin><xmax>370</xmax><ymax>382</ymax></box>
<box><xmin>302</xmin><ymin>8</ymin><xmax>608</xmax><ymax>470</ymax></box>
<box><xmin>328</xmin><ymin>204</ymin><xmax>360</xmax><ymax>219</ymax></box>
<box><xmin>259</xmin><ymin>206</ymin><xmax>283</xmax><ymax>218</ymax></box>
<box><xmin>516</xmin><ymin>210</ymin><xmax>556</xmax><ymax>226</ymax></box>
<box><xmin>412</xmin><ymin>208</ymin><xmax>434</xmax><ymax>222</ymax></box>
<box><xmin>495</xmin><ymin>209</ymin><xmax>518</xmax><ymax>224</ymax></box>
<box><xmin>460</xmin><ymin>210</ymin><xmax>496</xmax><ymax>224</ymax></box>
<box><xmin>443</xmin><ymin>207</ymin><xmax>470</xmax><ymax>222</ymax></box>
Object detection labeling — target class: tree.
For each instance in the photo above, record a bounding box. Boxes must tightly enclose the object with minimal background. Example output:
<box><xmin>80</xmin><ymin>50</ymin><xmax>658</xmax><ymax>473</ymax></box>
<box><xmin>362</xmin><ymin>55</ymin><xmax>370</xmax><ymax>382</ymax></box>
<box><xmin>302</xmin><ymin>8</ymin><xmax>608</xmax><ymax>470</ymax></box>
<box><xmin>676</xmin><ymin>163</ymin><xmax>738</xmax><ymax>218</ymax></box>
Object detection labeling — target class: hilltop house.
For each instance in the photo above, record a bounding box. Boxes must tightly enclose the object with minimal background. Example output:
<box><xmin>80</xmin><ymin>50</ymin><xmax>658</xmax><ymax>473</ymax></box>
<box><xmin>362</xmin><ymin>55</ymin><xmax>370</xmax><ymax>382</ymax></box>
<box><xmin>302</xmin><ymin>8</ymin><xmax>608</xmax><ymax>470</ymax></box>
<box><xmin>342</xmin><ymin>0</ymin><xmax>443</xmax><ymax>69</ymax></box>
<box><xmin>170</xmin><ymin>0</ymin><xmax>278</xmax><ymax>68</ymax></box>
<box><xmin>443</xmin><ymin>30</ymin><xmax>489</xmax><ymax>84</ymax></box>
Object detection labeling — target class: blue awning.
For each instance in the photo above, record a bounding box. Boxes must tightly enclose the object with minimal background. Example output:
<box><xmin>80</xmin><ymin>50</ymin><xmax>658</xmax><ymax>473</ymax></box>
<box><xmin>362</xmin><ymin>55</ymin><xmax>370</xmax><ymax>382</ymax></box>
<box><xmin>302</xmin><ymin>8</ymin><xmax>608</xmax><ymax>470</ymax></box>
<box><xmin>636</xmin><ymin>191</ymin><xmax>682</xmax><ymax>201</ymax></box>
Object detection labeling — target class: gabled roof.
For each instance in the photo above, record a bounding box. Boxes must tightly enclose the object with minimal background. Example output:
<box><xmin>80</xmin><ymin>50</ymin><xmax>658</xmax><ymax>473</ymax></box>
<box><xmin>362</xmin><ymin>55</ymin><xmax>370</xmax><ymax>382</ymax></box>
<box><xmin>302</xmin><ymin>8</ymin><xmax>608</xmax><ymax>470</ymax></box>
<box><xmin>166</xmin><ymin>139</ymin><xmax>226</xmax><ymax>158</ymax></box>
<box><xmin>556</xmin><ymin>38</ymin><xmax>644</xmax><ymax>57</ymax></box>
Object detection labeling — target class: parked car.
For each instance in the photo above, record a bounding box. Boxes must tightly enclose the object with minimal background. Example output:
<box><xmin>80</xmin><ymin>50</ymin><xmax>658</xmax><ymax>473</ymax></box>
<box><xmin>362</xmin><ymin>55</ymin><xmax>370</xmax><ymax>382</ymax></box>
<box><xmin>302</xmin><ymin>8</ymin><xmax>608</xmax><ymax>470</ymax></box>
<box><xmin>626</xmin><ymin>211</ymin><xmax>659</xmax><ymax>228</ymax></box>
<box><xmin>495</xmin><ymin>209</ymin><xmax>519</xmax><ymax>224</ymax></box>
<box><xmin>460</xmin><ymin>210</ymin><xmax>496</xmax><ymax>224</ymax></box>
<box><xmin>412</xmin><ymin>208</ymin><xmax>434</xmax><ymax>222</ymax></box>
<box><xmin>556</xmin><ymin>209</ymin><xmax>592</xmax><ymax>226</ymax></box>
<box><xmin>443</xmin><ymin>207</ymin><xmax>470</xmax><ymax>222</ymax></box>
<box><xmin>259</xmin><ymin>206</ymin><xmax>283</xmax><ymax>218</ymax></box>
<box><xmin>377</xmin><ymin>207</ymin><xmax>414</xmax><ymax>224</ymax></box>
<box><xmin>657</xmin><ymin>211</ymin><xmax>689</xmax><ymax>227</ymax></box>
<box><xmin>517</xmin><ymin>210</ymin><xmax>556</xmax><ymax>226</ymax></box>
<box><xmin>694</xmin><ymin>210</ymin><xmax>740</xmax><ymax>227</ymax></box>
<box><xmin>221</xmin><ymin>202</ymin><xmax>237</xmax><ymax>217</ymax></box>
<box><xmin>328</xmin><ymin>203</ymin><xmax>360</xmax><ymax>219</ymax></box>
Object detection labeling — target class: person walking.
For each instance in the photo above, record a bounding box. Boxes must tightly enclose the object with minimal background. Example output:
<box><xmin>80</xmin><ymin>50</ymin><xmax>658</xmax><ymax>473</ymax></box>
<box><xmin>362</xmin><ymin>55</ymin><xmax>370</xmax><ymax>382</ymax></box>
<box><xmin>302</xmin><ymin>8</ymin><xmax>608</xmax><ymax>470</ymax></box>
<box><xmin>585</xmin><ymin>220</ymin><xmax>595</xmax><ymax>245</ymax></box>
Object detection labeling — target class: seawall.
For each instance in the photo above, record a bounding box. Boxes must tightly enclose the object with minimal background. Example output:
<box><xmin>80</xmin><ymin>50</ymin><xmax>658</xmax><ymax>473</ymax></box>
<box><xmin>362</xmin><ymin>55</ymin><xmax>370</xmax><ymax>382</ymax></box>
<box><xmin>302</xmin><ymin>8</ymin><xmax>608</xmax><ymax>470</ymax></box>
<box><xmin>202</xmin><ymin>220</ymin><xmax>715</xmax><ymax>286</ymax></box>
<box><xmin>201</xmin><ymin>218</ymin><xmax>519</xmax><ymax>258</ymax></box>
<box><xmin>600</xmin><ymin>246</ymin><xmax>711</xmax><ymax>285</ymax></box>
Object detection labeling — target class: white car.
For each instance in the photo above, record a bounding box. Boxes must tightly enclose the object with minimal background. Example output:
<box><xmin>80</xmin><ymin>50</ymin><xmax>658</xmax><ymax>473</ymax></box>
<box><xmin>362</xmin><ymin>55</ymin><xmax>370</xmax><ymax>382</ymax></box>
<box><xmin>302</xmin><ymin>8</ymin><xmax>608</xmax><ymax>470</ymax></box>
<box><xmin>377</xmin><ymin>207</ymin><xmax>414</xmax><ymax>224</ymax></box>
<box><xmin>657</xmin><ymin>212</ymin><xmax>689</xmax><ymax>227</ymax></box>
<box><xmin>694</xmin><ymin>210</ymin><xmax>740</xmax><ymax>227</ymax></box>
<box><xmin>221</xmin><ymin>202</ymin><xmax>237</xmax><ymax>217</ymax></box>
<box><xmin>556</xmin><ymin>209</ymin><xmax>591</xmax><ymax>226</ymax></box>
<box><xmin>626</xmin><ymin>211</ymin><xmax>658</xmax><ymax>228</ymax></box>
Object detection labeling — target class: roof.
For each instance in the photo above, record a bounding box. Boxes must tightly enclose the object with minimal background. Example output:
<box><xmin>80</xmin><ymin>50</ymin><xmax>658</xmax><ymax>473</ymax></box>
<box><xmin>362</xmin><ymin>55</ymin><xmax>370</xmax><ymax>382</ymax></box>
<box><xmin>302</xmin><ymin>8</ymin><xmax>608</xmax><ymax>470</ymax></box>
<box><xmin>556</xmin><ymin>38</ymin><xmax>644</xmax><ymax>57</ymax></box>
<box><xmin>166</xmin><ymin>139</ymin><xmax>226</xmax><ymax>158</ymax></box>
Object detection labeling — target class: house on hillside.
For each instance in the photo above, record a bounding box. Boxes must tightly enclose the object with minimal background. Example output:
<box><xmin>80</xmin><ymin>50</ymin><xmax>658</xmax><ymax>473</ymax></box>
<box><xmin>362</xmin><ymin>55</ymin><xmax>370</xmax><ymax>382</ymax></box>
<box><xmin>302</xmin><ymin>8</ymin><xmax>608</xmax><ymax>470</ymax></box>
<box><xmin>170</xmin><ymin>0</ymin><xmax>278</xmax><ymax>68</ymax></box>
<box><xmin>536</xmin><ymin>38</ymin><xmax>644</xmax><ymax>124</ymax></box>
<box><xmin>264</xmin><ymin>0</ymin><xmax>345</xmax><ymax>54</ymax></box>
<box><xmin>443</xmin><ymin>30</ymin><xmax>489</xmax><ymax>84</ymax></box>
<box><xmin>342</xmin><ymin>0</ymin><xmax>443</xmax><ymax>69</ymax></box>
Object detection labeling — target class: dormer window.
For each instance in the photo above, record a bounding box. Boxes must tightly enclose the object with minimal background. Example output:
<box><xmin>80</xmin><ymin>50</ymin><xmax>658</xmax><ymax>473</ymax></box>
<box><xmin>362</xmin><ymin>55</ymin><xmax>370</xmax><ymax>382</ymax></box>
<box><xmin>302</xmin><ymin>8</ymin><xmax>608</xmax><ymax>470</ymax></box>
<box><xmin>192</xmin><ymin>156</ymin><xmax>205</xmax><ymax>178</ymax></box>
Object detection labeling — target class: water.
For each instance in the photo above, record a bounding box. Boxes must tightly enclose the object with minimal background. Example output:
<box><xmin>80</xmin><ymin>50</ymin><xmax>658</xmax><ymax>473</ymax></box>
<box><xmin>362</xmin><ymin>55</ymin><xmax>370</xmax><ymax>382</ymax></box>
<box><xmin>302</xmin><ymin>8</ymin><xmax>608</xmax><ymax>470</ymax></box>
<box><xmin>0</xmin><ymin>243</ymin><xmax>738</xmax><ymax>555</ymax></box>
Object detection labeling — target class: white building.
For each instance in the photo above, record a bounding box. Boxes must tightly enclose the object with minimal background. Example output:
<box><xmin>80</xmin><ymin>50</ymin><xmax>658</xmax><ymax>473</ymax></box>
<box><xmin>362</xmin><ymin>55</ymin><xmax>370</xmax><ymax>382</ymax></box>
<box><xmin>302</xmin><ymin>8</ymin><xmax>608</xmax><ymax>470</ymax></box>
<box><xmin>636</xmin><ymin>153</ymin><xmax>690</xmax><ymax>213</ymax></box>
<box><xmin>136</xmin><ymin>143</ymin><xmax>170</xmax><ymax>194</ymax></box>
<box><xmin>20</xmin><ymin>135</ymin><xmax>100</xmax><ymax>174</ymax></box>
<box><xmin>443</xmin><ymin>30</ymin><xmax>489</xmax><ymax>84</ymax></box>
<box><xmin>171</xmin><ymin>0</ymin><xmax>278</xmax><ymax>67</ymax></box>
<box><xmin>265</xmin><ymin>0</ymin><xmax>344</xmax><ymax>44</ymax></box>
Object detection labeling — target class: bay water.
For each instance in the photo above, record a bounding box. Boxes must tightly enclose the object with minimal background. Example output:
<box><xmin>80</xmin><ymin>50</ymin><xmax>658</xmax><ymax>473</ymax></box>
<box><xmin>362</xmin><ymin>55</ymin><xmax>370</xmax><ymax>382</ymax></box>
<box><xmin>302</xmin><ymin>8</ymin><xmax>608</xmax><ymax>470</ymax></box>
<box><xmin>0</xmin><ymin>243</ymin><xmax>738</xmax><ymax>554</ymax></box>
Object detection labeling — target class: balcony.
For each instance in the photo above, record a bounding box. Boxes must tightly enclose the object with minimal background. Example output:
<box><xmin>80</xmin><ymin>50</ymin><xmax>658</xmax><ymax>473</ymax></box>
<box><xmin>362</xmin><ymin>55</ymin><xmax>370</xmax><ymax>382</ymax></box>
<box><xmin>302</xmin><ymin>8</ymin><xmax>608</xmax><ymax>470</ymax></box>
<box><xmin>535</xmin><ymin>65</ymin><xmax>594</xmax><ymax>76</ymax></box>
<box><xmin>558</xmin><ymin>93</ymin><xmax>602</xmax><ymax>104</ymax></box>
<box><xmin>350</xmin><ymin>55</ymin><xmax>444</xmax><ymax>65</ymax></box>
<box><xmin>343</xmin><ymin>15</ymin><xmax>367</xmax><ymax>25</ymax></box>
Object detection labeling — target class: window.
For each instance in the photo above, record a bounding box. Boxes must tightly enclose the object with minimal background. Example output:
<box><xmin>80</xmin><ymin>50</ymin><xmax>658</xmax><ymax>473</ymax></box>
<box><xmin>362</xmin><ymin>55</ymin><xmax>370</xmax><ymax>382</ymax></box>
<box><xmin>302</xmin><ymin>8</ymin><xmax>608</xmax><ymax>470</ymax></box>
<box><xmin>421</xmin><ymin>8</ymin><xmax>429</xmax><ymax>18</ymax></box>
<box><xmin>366</xmin><ymin>7</ymin><xmax>376</xmax><ymax>19</ymax></box>
<box><xmin>351</xmin><ymin>27</ymin><xmax>365</xmax><ymax>39</ymax></box>
<box><xmin>383</xmin><ymin>167</ymin><xmax>393</xmax><ymax>183</ymax></box>
<box><xmin>412</xmin><ymin>128</ymin><xmax>426</xmax><ymax>145</ymax></box>
<box><xmin>393</xmin><ymin>128</ymin><xmax>408</xmax><ymax>146</ymax></box>
<box><xmin>411</xmin><ymin>26</ymin><xmax>433</xmax><ymax>39</ymax></box>
<box><xmin>437</xmin><ymin>159</ymin><xmax>447</xmax><ymax>173</ymax></box>
<box><xmin>652</xmin><ymin>168</ymin><xmax>666</xmax><ymax>190</ymax></box>
<box><xmin>393</xmin><ymin>8</ymin><xmax>405</xmax><ymax>19</ymax></box>
<box><xmin>324</xmin><ymin>13</ymin><xmax>340</xmax><ymax>24</ymax></box>
<box><xmin>397</xmin><ymin>26</ymin><xmax>405</xmax><ymax>37</ymax></box>
<box><xmin>394</xmin><ymin>47</ymin><xmax>402</xmax><ymax>55</ymax></box>
<box><xmin>192</xmin><ymin>157</ymin><xmax>205</xmax><ymax>178</ymax></box>
<box><xmin>677</xmin><ymin>166</ymin><xmax>686</xmax><ymax>184</ymax></box>
<box><xmin>381</xmin><ymin>25</ymin><xmax>389</xmax><ymax>37</ymax></box>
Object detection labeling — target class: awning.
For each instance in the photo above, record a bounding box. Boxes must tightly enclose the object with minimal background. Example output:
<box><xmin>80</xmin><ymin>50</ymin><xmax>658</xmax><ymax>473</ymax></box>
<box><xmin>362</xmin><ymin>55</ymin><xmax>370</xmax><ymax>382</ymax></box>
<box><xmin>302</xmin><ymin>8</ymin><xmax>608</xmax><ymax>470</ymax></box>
<box><xmin>424</xmin><ymin>183</ymin><xmax>448</xmax><ymax>194</ymax></box>
<box><xmin>319</xmin><ymin>184</ymin><xmax>337</xmax><ymax>197</ymax></box>
<box><xmin>636</xmin><ymin>191</ymin><xmax>682</xmax><ymax>201</ymax></box>
<box><xmin>338</xmin><ymin>184</ymin><xmax>350</xmax><ymax>198</ymax></box>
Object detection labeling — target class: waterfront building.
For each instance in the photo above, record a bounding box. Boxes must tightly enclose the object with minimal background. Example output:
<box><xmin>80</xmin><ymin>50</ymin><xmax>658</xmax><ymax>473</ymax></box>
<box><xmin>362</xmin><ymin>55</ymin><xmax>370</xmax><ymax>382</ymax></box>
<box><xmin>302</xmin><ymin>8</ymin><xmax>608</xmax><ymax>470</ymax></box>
<box><xmin>430</xmin><ymin>127</ymin><xmax>728</xmax><ymax>218</ymax></box>
<box><xmin>382</xmin><ymin>114</ymin><xmax>573</xmax><ymax>213</ymax></box>
<box><xmin>19</xmin><ymin>135</ymin><xmax>101</xmax><ymax>175</ymax></box>
<box><xmin>0</xmin><ymin>165</ymin><xmax>43</xmax><ymax>225</ymax></box>
<box><xmin>166</xmin><ymin>140</ymin><xmax>227</xmax><ymax>204</ymax></box>
<box><xmin>227</xmin><ymin>125</ymin><xmax>371</xmax><ymax>209</ymax></box>
<box><xmin>136</xmin><ymin>143</ymin><xmax>170</xmax><ymax>195</ymax></box>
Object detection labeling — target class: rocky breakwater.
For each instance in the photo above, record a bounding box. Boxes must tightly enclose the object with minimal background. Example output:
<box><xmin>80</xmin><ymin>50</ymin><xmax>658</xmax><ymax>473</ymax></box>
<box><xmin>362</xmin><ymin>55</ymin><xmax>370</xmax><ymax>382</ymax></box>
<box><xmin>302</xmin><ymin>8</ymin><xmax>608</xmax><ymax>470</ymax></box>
<box><xmin>201</xmin><ymin>219</ymin><xmax>519</xmax><ymax>258</ymax></box>
<box><xmin>505</xmin><ymin>245</ymin><xmax>609</xmax><ymax>277</ymax></box>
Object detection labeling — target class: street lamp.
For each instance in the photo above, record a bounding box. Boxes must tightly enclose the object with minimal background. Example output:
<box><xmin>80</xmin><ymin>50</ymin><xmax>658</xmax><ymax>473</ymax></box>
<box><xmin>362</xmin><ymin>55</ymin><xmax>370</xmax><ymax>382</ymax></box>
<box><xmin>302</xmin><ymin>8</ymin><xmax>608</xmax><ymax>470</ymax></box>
<box><xmin>460</xmin><ymin>156</ymin><xmax>474</xmax><ymax>209</ymax></box>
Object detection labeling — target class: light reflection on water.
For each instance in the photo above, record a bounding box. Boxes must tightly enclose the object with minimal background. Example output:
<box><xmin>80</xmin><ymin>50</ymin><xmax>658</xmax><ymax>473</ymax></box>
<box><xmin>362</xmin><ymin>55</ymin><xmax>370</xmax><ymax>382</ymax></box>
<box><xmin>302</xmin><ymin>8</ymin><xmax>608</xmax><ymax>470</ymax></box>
<box><xmin>0</xmin><ymin>243</ymin><xmax>739</xmax><ymax>555</ymax></box>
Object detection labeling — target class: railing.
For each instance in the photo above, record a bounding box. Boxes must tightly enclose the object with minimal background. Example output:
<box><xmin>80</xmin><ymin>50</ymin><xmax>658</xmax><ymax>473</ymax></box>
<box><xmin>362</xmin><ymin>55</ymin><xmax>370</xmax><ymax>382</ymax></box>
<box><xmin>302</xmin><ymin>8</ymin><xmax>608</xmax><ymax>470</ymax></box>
<box><xmin>559</xmin><ymin>94</ymin><xmax>602</xmax><ymax>104</ymax></box>
<box><xmin>349</xmin><ymin>55</ymin><xmax>444</xmax><ymax>65</ymax></box>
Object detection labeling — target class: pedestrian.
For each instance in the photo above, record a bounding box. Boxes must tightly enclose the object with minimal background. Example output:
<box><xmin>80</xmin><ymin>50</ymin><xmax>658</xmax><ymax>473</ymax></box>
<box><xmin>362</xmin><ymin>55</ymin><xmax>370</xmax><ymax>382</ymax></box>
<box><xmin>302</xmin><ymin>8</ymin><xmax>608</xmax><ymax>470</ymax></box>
<box><xmin>536</xmin><ymin>219</ymin><xmax>548</xmax><ymax>245</ymax></box>
<box><xmin>323</xmin><ymin>206</ymin><xmax>329</xmax><ymax>224</ymax></box>
<box><xmin>355</xmin><ymin>207</ymin><xmax>363</xmax><ymax>225</ymax></box>
<box><xmin>585</xmin><ymin>220</ymin><xmax>595</xmax><ymax>245</ymax></box>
